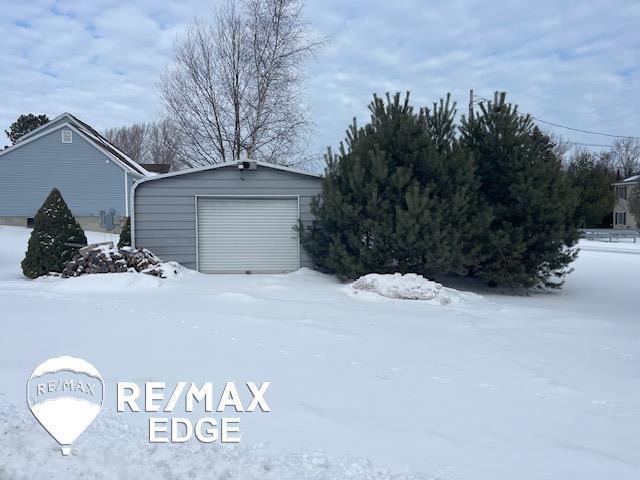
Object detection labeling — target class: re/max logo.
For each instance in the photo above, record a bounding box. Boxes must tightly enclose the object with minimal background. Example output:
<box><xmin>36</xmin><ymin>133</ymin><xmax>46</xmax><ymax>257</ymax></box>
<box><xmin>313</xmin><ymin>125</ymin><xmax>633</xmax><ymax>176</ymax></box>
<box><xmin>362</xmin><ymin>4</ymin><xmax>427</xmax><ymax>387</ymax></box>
<box><xmin>116</xmin><ymin>381</ymin><xmax>270</xmax><ymax>444</ymax></box>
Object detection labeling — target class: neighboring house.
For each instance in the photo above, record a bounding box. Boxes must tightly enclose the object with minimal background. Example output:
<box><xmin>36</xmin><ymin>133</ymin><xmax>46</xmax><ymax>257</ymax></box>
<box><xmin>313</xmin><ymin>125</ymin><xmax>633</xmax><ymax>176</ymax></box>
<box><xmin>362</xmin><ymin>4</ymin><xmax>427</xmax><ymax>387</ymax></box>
<box><xmin>132</xmin><ymin>160</ymin><xmax>322</xmax><ymax>273</ymax></box>
<box><xmin>0</xmin><ymin>112</ymin><xmax>151</xmax><ymax>231</ymax></box>
<box><xmin>612</xmin><ymin>175</ymin><xmax>639</xmax><ymax>229</ymax></box>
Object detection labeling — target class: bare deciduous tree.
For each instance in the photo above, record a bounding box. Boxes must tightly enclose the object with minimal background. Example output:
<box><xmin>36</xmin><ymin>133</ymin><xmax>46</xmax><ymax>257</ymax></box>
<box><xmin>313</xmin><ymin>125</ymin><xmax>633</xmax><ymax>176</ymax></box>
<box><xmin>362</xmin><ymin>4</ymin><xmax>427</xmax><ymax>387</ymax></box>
<box><xmin>546</xmin><ymin>132</ymin><xmax>571</xmax><ymax>165</ymax></box>
<box><xmin>103</xmin><ymin>123</ymin><xmax>147</xmax><ymax>163</ymax></box>
<box><xmin>103</xmin><ymin>120</ymin><xmax>185</xmax><ymax>169</ymax></box>
<box><xmin>610</xmin><ymin>138</ymin><xmax>640</xmax><ymax>178</ymax></box>
<box><xmin>147</xmin><ymin>119</ymin><xmax>185</xmax><ymax>168</ymax></box>
<box><xmin>159</xmin><ymin>0</ymin><xmax>320</xmax><ymax>167</ymax></box>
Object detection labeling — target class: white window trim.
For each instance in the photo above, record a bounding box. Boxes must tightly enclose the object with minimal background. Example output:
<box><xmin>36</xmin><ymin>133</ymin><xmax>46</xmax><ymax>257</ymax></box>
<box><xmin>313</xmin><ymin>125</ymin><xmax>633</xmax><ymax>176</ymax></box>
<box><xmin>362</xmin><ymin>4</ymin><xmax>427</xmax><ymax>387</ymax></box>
<box><xmin>61</xmin><ymin>130</ymin><xmax>73</xmax><ymax>143</ymax></box>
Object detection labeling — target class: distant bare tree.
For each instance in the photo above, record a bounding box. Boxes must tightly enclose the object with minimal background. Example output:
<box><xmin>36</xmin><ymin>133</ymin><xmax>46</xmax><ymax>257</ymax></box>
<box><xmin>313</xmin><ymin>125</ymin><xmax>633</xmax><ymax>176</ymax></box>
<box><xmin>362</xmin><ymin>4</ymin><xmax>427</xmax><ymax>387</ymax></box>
<box><xmin>546</xmin><ymin>132</ymin><xmax>571</xmax><ymax>165</ymax></box>
<box><xmin>147</xmin><ymin>120</ymin><xmax>186</xmax><ymax>168</ymax></box>
<box><xmin>610</xmin><ymin>138</ymin><xmax>640</xmax><ymax>178</ymax></box>
<box><xmin>159</xmin><ymin>0</ymin><xmax>320</xmax><ymax>167</ymax></box>
<box><xmin>103</xmin><ymin>123</ymin><xmax>147</xmax><ymax>163</ymax></box>
<box><xmin>104</xmin><ymin>120</ymin><xmax>185</xmax><ymax>169</ymax></box>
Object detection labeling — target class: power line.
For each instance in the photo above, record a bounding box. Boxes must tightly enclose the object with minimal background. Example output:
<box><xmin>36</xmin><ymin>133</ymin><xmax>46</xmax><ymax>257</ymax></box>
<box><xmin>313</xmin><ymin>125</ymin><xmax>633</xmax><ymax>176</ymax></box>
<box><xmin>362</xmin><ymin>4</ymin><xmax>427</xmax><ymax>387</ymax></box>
<box><xmin>566</xmin><ymin>142</ymin><xmax>612</xmax><ymax>148</ymax></box>
<box><xmin>472</xmin><ymin>94</ymin><xmax>640</xmax><ymax>141</ymax></box>
<box><xmin>530</xmin><ymin>116</ymin><xmax>640</xmax><ymax>140</ymax></box>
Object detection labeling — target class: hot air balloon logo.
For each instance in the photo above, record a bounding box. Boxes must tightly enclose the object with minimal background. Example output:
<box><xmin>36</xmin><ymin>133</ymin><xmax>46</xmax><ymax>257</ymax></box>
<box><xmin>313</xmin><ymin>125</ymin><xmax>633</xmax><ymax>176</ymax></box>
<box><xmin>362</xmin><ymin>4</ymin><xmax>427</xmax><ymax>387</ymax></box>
<box><xmin>27</xmin><ymin>356</ymin><xmax>104</xmax><ymax>455</ymax></box>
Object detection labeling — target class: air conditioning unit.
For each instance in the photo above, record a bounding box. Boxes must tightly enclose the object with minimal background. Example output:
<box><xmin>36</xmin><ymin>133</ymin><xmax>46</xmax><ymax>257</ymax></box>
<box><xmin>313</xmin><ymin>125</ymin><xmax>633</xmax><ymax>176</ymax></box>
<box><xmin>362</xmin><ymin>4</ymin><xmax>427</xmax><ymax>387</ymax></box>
<box><xmin>100</xmin><ymin>209</ymin><xmax>117</xmax><ymax>230</ymax></box>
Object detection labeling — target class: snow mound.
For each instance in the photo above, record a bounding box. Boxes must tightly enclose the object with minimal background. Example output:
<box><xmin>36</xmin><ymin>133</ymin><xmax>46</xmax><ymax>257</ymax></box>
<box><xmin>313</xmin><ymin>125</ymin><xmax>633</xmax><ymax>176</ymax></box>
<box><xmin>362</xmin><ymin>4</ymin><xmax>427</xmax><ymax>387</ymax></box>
<box><xmin>141</xmin><ymin>261</ymin><xmax>184</xmax><ymax>279</ymax></box>
<box><xmin>350</xmin><ymin>273</ymin><xmax>458</xmax><ymax>304</ymax></box>
<box><xmin>0</xmin><ymin>400</ymin><xmax>435</xmax><ymax>480</ymax></box>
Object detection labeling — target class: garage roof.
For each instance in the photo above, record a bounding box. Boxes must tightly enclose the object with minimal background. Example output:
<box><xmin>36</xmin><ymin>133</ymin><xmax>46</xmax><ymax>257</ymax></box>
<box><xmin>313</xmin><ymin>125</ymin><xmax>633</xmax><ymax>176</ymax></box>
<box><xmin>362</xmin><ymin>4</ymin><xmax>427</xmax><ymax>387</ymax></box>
<box><xmin>133</xmin><ymin>160</ymin><xmax>322</xmax><ymax>189</ymax></box>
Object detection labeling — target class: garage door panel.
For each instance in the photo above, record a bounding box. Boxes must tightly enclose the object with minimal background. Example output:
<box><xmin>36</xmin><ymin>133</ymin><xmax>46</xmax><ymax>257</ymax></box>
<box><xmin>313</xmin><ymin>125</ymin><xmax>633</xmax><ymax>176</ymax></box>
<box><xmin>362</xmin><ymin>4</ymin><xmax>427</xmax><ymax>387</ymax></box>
<box><xmin>197</xmin><ymin>197</ymin><xmax>299</xmax><ymax>273</ymax></box>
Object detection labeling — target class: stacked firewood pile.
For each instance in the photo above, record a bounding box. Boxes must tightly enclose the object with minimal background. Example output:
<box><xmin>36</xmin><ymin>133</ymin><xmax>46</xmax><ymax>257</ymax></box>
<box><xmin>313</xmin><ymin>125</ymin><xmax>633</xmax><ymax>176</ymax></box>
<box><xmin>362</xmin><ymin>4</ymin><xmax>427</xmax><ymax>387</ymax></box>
<box><xmin>62</xmin><ymin>242</ymin><xmax>170</xmax><ymax>278</ymax></box>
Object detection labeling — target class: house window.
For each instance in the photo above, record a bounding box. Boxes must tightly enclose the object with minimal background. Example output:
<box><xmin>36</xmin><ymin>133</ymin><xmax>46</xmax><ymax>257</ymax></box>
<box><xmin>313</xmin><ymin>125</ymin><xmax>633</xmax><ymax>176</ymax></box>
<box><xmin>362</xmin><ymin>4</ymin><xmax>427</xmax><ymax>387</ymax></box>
<box><xmin>61</xmin><ymin>130</ymin><xmax>73</xmax><ymax>143</ymax></box>
<box><xmin>615</xmin><ymin>212</ymin><xmax>627</xmax><ymax>225</ymax></box>
<box><xmin>616</xmin><ymin>186</ymin><xmax>627</xmax><ymax>199</ymax></box>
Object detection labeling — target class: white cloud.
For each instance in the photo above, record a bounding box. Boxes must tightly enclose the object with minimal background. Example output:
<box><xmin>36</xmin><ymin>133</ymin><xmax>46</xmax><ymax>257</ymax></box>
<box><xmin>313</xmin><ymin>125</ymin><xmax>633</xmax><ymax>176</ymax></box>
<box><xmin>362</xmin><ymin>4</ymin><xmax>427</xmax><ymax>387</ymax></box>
<box><xmin>1</xmin><ymin>0</ymin><xmax>638</xmax><ymax>155</ymax></box>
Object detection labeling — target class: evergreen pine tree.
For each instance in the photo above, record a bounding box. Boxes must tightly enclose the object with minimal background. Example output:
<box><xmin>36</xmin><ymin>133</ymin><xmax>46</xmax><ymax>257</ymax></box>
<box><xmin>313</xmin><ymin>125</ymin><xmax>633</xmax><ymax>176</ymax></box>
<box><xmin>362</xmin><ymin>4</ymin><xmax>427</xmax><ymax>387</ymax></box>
<box><xmin>118</xmin><ymin>217</ymin><xmax>131</xmax><ymax>248</ymax></box>
<box><xmin>21</xmin><ymin>188</ymin><xmax>87</xmax><ymax>278</ymax></box>
<box><xmin>565</xmin><ymin>151</ymin><xmax>617</xmax><ymax>228</ymax></box>
<box><xmin>5</xmin><ymin>113</ymin><xmax>49</xmax><ymax>145</ymax></box>
<box><xmin>304</xmin><ymin>92</ymin><xmax>488</xmax><ymax>279</ymax></box>
<box><xmin>460</xmin><ymin>92</ymin><xmax>579</xmax><ymax>288</ymax></box>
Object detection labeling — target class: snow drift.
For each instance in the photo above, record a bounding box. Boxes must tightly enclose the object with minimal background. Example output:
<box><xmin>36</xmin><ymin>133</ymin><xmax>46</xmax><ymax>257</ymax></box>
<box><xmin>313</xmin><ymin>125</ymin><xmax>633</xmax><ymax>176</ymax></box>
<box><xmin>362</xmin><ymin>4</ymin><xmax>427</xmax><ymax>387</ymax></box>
<box><xmin>1</xmin><ymin>227</ymin><xmax>639</xmax><ymax>480</ymax></box>
<box><xmin>0</xmin><ymin>400</ymin><xmax>433</xmax><ymax>480</ymax></box>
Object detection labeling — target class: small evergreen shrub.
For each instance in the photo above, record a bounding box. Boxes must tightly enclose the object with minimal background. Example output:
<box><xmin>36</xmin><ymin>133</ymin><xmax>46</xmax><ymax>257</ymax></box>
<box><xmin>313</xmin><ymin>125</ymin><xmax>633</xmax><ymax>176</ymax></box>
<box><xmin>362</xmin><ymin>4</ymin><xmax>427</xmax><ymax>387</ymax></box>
<box><xmin>118</xmin><ymin>217</ymin><xmax>131</xmax><ymax>248</ymax></box>
<box><xmin>21</xmin><ymin>188</ymin><xmax>87</xmax><ymax>278</ymax></box>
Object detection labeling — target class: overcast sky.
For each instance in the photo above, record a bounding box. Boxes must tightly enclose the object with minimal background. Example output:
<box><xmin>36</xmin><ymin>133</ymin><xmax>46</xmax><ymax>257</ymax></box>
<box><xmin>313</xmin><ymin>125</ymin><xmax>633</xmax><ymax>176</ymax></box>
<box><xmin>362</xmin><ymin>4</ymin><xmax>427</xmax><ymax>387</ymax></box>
<box><xmin>2</xmin><ymin>0</ymin><xmax>639</xmax><ymax>159</ymax></box>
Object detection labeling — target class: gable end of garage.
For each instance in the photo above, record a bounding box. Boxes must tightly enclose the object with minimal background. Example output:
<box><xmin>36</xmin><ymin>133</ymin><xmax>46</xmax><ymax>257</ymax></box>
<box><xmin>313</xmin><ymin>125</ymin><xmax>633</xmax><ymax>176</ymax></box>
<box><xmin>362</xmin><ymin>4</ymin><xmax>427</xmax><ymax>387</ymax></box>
<box><xmin>132</xmin><ymin>162</ymin><xmax>322</xmax><ymax>272</ymax></box>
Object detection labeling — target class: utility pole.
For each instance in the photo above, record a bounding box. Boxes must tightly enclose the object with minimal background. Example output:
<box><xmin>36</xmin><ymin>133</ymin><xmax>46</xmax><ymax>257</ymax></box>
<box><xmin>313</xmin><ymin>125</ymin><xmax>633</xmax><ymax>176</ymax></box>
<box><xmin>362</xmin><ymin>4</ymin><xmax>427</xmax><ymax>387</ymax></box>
<box><xmin>468</xmin><ymin>89</ymin><xmax>474</xmax><ymax>119</ymax></box>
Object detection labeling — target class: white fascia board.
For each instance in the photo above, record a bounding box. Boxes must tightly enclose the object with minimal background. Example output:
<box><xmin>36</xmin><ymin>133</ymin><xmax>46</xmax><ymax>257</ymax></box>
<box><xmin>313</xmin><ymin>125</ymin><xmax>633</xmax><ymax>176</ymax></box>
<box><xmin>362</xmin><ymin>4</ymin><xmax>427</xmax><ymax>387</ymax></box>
<box><xmin>132</xmin><ymin>160</ymin><xmax>322</xmax><ymax>189</ymax></box>
<box><xmin>0</xmin><ymin>122</ymin><xmax>73</xmax><ymax>158</ymax></box>
<box><xmin>14</xmin><ymin>112</ymin><xmax>73</xmax><ymax>143</ymax></box>
<box><xmin>12</xmin><ymin>112</ymin><xmax>151</xmax><ymax>177</ymax></box>
<box><xmin>0</xmin><ymin>121</ymin><xmax>140</xmax><ymax>176</ymax></box>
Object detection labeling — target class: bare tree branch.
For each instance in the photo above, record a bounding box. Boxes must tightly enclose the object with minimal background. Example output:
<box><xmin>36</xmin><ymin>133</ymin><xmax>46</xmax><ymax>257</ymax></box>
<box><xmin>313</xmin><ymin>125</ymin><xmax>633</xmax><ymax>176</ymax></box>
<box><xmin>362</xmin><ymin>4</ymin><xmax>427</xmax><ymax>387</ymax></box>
<box><xmin>610</xmin><ymin>138</ymin><xmax>640</xmax><ymax>178</ymax></box>
<box><xmin>104</xmin><ymin>120</ymin><xmax>188</xmax><ymax>170</ymax></box>
<box><xmin>158</xmin><ymin>0</ymin><xmax>321</xmax><ymax>167</ymax></box>
<box><xmin>103</xmin><ymin>123</ymin><xmax>147</xmax><ymax>163</ymax></box>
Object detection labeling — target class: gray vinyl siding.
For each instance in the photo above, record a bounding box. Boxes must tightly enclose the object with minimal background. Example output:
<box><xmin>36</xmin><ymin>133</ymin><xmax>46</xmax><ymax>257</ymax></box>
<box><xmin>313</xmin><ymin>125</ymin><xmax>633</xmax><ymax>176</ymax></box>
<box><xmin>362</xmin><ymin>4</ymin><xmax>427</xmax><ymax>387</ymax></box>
<box><xmin>0</xmin><ymin>127</ymin><xmax>128</xmax><ymax>217</ymax></box>
<box><xmin>133</xmin><ymin>165</ymin><xmax>322</xmax><ymax>270</ymax></box>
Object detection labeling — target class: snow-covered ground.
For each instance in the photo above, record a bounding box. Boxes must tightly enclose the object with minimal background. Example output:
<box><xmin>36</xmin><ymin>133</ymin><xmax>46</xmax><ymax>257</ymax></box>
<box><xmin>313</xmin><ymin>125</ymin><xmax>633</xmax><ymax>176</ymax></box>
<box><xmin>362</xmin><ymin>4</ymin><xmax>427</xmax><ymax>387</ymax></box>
<box><xmin>0</xmin><ymin>225</ymin><xmax>639</xmax><ymax>479</ymax></box>
<box><xmin>579</xmin><ymin>238</ymin><xmax>640</xmax><ymax>254</ymax></box>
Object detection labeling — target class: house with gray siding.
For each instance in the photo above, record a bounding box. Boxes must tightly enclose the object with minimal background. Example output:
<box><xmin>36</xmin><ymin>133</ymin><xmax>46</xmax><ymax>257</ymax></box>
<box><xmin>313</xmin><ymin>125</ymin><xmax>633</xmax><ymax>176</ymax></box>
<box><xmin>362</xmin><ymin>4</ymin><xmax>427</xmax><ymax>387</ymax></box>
<box><xmin>132</xmin><ymin>160</ymin><xmax>322</xmax><ymax>273</ymax></box>
<box><xmin>0</xmin><ymin>112</ymin><xmax>150</xmax><ymax>231</ymax></box>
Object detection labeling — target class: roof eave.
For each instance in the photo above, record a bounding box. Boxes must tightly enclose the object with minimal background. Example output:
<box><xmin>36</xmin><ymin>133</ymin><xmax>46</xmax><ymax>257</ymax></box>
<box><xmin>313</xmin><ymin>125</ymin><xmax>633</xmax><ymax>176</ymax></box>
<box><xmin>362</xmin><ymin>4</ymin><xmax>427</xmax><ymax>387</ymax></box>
<box><xmin>132</xmin><ymin>160</ymin><xmax>322</xmax><ymax>189</ymax></box>
<box><xmin>15</xmin><ymin>112</ymin><xmax>74</xmax><ymax>143</ymax></box>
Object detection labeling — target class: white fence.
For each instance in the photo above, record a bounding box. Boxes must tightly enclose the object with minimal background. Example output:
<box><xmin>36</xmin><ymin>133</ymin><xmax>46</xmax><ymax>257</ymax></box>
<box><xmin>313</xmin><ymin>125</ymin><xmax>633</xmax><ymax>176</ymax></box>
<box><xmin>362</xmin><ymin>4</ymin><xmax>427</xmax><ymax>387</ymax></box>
<box><xmin>580</xmin><ymin>229</ymin><xmax>640</xmax><ymax>243</ymax></box>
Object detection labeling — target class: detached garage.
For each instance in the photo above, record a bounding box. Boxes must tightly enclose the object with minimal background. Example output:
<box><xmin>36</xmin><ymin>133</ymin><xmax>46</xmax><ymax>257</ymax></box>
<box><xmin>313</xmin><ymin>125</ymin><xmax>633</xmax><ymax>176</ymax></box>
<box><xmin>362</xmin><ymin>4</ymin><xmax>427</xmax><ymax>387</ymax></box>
<box><xmin>131</xmin><ymin>161</ymin><xmax>322</xmax><ymax>273</ymax></box>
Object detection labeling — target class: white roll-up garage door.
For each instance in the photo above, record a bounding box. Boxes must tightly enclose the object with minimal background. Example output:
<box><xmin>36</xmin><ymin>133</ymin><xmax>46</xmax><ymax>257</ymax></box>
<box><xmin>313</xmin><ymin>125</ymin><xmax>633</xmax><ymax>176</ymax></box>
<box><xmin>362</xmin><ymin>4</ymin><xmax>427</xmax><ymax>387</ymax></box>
<box><xmin>196</xmin><ymin>196</ymin><xmax>300</xmax><ymax>273</ymax></box>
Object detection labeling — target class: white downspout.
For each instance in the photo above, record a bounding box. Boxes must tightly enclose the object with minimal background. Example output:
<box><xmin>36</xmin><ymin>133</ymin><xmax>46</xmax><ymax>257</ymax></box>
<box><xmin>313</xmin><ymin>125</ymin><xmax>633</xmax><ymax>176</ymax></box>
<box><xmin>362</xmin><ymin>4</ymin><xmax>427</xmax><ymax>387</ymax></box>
<box><xmin>124</xmin><ymin>171</ymin><xmax>129</xmax><ymax>217</ymax></box>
